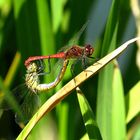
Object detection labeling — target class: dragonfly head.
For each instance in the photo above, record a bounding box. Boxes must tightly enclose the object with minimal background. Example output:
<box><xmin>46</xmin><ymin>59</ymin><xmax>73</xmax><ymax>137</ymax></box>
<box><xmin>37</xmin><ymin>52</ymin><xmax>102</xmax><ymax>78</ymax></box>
<box><xmin>84</xmin><ymin>44</ymin><xmax>94</xmax><ymax>57</ymax></box>
<box><xmin>26</xmin><ymin>62</ymin><xmax>38</xmax><ymax>73</ymax></box>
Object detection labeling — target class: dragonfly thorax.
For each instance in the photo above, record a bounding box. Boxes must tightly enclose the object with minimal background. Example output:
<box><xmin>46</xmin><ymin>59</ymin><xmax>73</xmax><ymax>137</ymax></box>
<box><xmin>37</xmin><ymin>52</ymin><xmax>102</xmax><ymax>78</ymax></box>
<box><xmin>25</xmin><ymin>62</ymin><xmax>40</xmax><ymax>93</ymax></box>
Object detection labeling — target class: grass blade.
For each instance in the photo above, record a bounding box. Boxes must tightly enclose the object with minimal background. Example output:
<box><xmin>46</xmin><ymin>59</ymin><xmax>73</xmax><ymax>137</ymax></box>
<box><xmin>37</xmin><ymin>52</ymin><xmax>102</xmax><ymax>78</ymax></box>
<box><xmin>76</xmin><ymin>87</ymin><xmax>102</xmax><ymax>140</ymax></box>
<box><xmin>126</xmin><ymin>81</ymin><xmax>140</xmax><ymax>123</ymax></box>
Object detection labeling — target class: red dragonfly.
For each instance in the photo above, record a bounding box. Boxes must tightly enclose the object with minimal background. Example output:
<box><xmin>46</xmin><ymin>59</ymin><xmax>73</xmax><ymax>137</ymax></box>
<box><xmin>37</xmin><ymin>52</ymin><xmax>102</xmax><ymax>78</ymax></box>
<box><xmin>24</xmin><ymin>22</ymin><xmax>95</xmax><ymax>92</ymax></box>
<box><xmin>24</xmin><ymin>44</ymin><xmax>94</xmax><ymax>68</ymax></box>
<box><xmin>25</xmin><ymin>21</ymin><xmax>94</xmax><ymax>69</ymax></box>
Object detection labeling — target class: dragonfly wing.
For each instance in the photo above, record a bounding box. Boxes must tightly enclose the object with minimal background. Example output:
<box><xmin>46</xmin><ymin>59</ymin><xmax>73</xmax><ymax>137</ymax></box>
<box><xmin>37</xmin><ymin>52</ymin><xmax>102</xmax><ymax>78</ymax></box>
<box><xmin>40</xmin><ymin>59</ymin><xmax>64</xmax><ymax>81</ymax></box>
<box><xmin>58</xmin><ymin>22</ymin><xmax>89</xmax><ymax>53</ymax></box>
<box><xmin>0</xmin><ymin>84</ymin><xmax>27</xmax><ymax>110</ymax></box>
<box><xmin>15</xmin><ymin>93</ymin><xmax>41</xmax><ymax>124</ymax></box>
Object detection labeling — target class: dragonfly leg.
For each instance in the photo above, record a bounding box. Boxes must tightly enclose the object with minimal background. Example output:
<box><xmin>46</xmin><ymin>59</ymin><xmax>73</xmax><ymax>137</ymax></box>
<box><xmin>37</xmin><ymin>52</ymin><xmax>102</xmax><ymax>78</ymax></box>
<box><xmin>81</xmin><ymin>57</ymin><xmax>88</xmax><ymax>70</ymax></box>
<box><xmin>37</xmin><ymin>60</ymin><xmax>46</xmax><ymax>72</ymax></box>
<box><xmin>88</xmin><ymin>56</ymin><xmax>102</xmax><ymax>65</ymax></box>
<box><xmin>70</xmin><ymin>59</ymin><xmax>81</xmax><ymax>84</ymax></box>
<box><xmin>70</xmin><ymin>59</ymin><xmax>79</xmax><ymax>77</ymax></box>
<box><xmin>38</xmin><ymin>57</ymin><xmax>51</xmax><ymax>76</ymax></box>
<box><xmin>70</xmin><ymin>66</ymin><xmax>76</xmax><ymax>84</ymax></box>
<box><xmin>80</xmin><ymin>57</ymin><xmax>97</xmax><ymax>76</ymax></box>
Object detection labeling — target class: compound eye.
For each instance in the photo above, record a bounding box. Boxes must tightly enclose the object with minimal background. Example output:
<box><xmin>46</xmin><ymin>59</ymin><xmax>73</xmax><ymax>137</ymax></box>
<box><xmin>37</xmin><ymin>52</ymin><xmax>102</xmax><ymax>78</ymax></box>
<box><xmin>28</xmin><ymin>63</ymin><xmax>37</xmax><ymax>72</ymax></box>
<box><xmin>85</xmin><ymin>44</ymin><xmax>94</xmax><ymax>56</ymax></box>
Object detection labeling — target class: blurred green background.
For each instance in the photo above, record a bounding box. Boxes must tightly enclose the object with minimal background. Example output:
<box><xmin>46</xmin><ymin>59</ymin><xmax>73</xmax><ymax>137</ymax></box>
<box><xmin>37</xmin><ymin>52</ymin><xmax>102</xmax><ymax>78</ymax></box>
<box><xmin>0</xmin><ymin>0</ymin><xmax>140</xmax><ymax>140</ymax></box>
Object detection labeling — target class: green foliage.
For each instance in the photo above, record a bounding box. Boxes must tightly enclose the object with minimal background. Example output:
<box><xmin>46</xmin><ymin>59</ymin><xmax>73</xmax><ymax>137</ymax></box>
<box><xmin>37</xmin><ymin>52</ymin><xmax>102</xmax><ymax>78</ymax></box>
<box><xmin>0</xmin><ymin>0</ymin><xmax>139</xmax><ymax>140</ymax></box>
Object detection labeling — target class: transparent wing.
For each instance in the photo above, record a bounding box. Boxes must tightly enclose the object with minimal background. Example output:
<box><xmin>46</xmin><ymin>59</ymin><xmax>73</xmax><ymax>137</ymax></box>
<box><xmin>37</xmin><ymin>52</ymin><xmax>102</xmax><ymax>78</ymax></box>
<box><xmin>0</xmin><ymin>83</ymin><xmax>41</xmax><ymax>124</ymax></box>
<box><xmin>0</xmin><ymin>84</ymin><xmax>27</xmax><ymax>110</ymax></box>
<box><xmin>13</xmin><ymin>84</ymin><xmax>41</xmax><ymax>124</ymax></box>
<box><xmin>15</xmin><ymin>92</ymin><xmax>40</xmax><ymax>124</ymax></box>
<box><xmin>69</xmin><ymin>21</ymin><xmax>89</xmax><ymax>46</ymax></box>
<box><xmin>40</xmin><ymin>58</ymin><xmax>65</xmax><ymax>82</ymax></box>
<box><xmin>58</xmin><ymin>21</ymin><xmax>89</xmax><ymax>53</ymax></box>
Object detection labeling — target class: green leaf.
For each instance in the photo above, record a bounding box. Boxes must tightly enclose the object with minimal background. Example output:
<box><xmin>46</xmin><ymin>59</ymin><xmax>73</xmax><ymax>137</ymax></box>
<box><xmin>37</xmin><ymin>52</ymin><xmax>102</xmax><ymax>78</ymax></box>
<box><xmin>97</xmin><ymin>19</ymin><xmax>126</xmax><ymax>139</ymax></box>
<box><xmin>57</xmin><ymin>102</ymin><xmax>69</xmax><ymax>140</ymax></box>
<box><xmin>97</xmin><ymin>61</ymin><xmax>126</xmax><ymax>140</ymax></box>
<box><xmin>112</xmin><ymin>61</ymin><xmax>126</xmax><ymax>139</ymax></box>
<box><xmin>35</xmin><ymin>0</ymin><xmax>55</xmax><ymax>55</ymax></box>
<box><xmin>101</xmin><ymin>0</ymin><xmax>120</xmax><ymax>56</ymax></box>
<box><xmin>13</xmin><ymin>0</ymin><xmax>41</xmax><ymax>59</ymax></box>
<box><xmin>126</xmin><ymin>81</ymin><xmax>140</xmax><ymax>123</ymax></box>
<box><xmin>97</xmin><ymin>25</ymin><xmax>117</xmax><ymax>140</ymax></box>
<box><xmin>51</xmin><ymin>0</ymin><xmax>65</xmax><ymax>33</ymax></box>
<box><xmin>77</xmin><ymin>87</ymin><xmax>102</xmax><ymax>140</ymax></box>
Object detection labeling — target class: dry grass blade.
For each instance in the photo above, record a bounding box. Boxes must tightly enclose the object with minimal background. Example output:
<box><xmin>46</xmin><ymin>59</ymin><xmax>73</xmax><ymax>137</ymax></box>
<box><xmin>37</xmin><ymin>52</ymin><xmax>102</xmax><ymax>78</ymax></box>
<box><xmin>16</xmin><ymin>37</ymin><xmax>140</xmax><ymax>140</ymax></box>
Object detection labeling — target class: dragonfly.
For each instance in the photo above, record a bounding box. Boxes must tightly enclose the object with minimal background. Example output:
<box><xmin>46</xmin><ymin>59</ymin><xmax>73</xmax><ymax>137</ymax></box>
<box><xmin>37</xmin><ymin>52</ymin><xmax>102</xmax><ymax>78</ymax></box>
<box><xmin>25</xmin><ymin>21</ymin><xmax>94</xmax><ymax>70</ymax></box>
<box><xmin>25</xmin><ymin>44</ymin><xmax>94</xmax><ymax>68</ymax></box>
<box><xmin>1</xmin><ymin>22</ymin><xmax>94</xmax><ymax>125</ymax></box>
<box><xmin>24</xmin><ymin>44</ymin><xmax>94</xmax><ymax>88</ymax></box>
<box><xmin>24</xmin><ymin>21</ymin><xmax>95</xmax><ymax>93</ymax></box>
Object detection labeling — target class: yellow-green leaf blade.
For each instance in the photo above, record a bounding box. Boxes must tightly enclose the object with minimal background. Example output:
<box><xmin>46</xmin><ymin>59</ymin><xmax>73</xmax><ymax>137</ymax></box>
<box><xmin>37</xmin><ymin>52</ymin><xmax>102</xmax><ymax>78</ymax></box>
<box><xmin>126</xmin><ymin>81</ymin><xmax>140</xmax><ymax>123</ymax></box>
<box><xmin>77</xmin><ymin>87</ymin><xmax>102</xmax><ymax>140</ymax></box>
